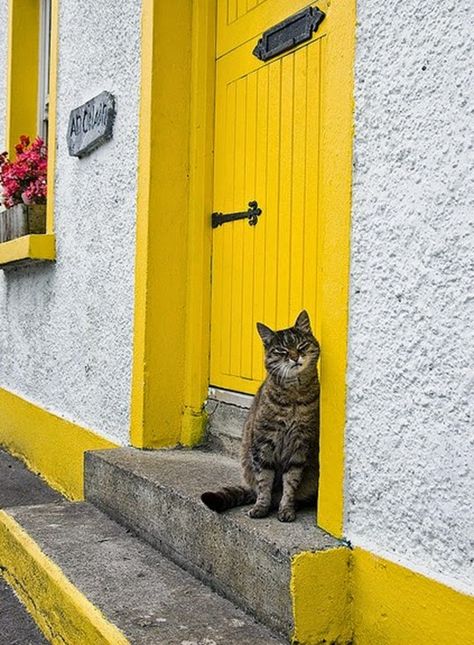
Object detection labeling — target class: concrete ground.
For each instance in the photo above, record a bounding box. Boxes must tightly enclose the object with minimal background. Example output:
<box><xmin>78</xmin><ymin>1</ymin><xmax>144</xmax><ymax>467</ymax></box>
<box><xmin>0</xmin><ymin>449</ymin><xmax>59</xmax><ymax>644</ymax></box>
<box><xmin>0</xmin><ymin>448</ymin><xmax>287</xmax><ymax>644</ymax></box>
<box><xmin>0</xmin><ymin>578</ymin><xmax>47</xmax><ymax>645</ymax></box>
<box><xmin>0</xmin><ymin>450</ymin><xmax>63</xmax><ymax>508</ymax></box>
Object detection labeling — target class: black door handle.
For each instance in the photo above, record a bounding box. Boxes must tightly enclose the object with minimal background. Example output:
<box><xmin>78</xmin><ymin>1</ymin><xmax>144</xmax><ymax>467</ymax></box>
<box><xmin>211</xmin><ymin>201</ymin><xmax>262</xmax><ymax>228</ymax></box>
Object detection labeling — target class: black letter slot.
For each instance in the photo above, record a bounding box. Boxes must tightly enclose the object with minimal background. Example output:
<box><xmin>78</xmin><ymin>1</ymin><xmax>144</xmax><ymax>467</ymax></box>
<box><xmin>253</xmin><ymin>6</ymin><xmax>325</xmax><ymax>62</ymax></box>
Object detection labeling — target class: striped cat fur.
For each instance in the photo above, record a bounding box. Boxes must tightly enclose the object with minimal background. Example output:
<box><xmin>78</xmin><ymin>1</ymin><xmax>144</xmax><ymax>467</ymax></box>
<box><xmin>202</xmin><ymin>310</ymin><xmax>320</xmax><ymax>522</ymax></box>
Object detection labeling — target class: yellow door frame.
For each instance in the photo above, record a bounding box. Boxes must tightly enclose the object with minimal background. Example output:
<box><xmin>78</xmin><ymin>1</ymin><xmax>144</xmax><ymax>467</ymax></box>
<box><xmin>130</xmin><ymin>0</ymin><xmax>216</xmax><ymax>450</ymax></box>
<box><xmin>131</xmin><ymin>0</ymin><xmax>355</xmax><ymax>538</ymax></box>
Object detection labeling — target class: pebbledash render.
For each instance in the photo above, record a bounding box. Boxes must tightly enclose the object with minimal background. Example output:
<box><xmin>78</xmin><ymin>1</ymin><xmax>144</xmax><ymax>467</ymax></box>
<box><xmin>0</xmin><ymin>0</ymin><xmax>140</xmax><ymax>444</ymax></box>
<box><xmin>0</xmin><ymin>1</ymin><xmax>472</xmax><ymax>643</ymax></box>
<box><xmin>345</xmin><ymin>0</ymin><xmax>473</xmax><ymax>597</ymax></box>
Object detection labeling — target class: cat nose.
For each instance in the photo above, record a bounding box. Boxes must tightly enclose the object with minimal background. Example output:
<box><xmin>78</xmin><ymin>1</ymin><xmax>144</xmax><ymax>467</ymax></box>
<box><xmin>289</xmin><ymin>351</ymin><xmax>299</xmax><ymax>362</ymax></box>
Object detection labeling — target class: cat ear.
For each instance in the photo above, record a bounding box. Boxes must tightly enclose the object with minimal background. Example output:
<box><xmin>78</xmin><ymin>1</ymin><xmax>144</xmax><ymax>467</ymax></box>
<box><xmin>294</xmin><ymin>310</ymin><xmax>312</xmax><ymax>334</ymax></box>
<box><xmin>256</xmin><ymin>322</ymin><xmax>275</xmax><ymax>347</ymax></box>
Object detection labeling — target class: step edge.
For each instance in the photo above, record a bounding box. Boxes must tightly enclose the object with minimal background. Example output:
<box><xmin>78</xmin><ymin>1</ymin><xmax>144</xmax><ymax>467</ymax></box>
<box><xmin>85</xmin><ymin>449</ymin><xmax>342</xmax><ymax>555</ymax></box>
<box><xmin>84</xmin><ymin>495</ymin><xmax>289</xmax><ymax>637</ymax></box>
<box><xmin>0</xmin><ymin>508</ymin><xmax>129</xmax><ymax>645</ymax></box>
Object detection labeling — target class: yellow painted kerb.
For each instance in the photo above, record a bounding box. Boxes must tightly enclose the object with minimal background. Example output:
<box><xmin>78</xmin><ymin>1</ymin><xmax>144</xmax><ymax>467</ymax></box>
<box><xmin>291</xmin><ymin>548</ymin><xmax>352</xmax><ymax>645</ymax></box>
<box><xmin>0</xmin><ymin>388</ymin><xmax>117</xmax><ymax>500</ymax></box>
<box><xmin>0</xmin><ymin>510</ymin><xmax>129</xmax><ymax>644</ymax></box>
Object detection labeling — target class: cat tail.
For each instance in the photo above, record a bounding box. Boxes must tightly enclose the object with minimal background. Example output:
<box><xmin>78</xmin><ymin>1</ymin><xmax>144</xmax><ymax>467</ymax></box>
<box><xmin>201</xmin><ymin>486</ymin><xmax>256</xmax><ymax>513</ymax></box>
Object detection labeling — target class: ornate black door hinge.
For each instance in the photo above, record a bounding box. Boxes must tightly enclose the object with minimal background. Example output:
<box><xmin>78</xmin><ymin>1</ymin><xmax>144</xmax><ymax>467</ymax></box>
<box><xmin>253</xmin><ymin>6</ymin><xmax>325</xmax><ymax>62</ymax></box>
<box><xmin>211</xmin><ymin>201</ymin><xmax>262</xmax><ymax>229</ymax></box>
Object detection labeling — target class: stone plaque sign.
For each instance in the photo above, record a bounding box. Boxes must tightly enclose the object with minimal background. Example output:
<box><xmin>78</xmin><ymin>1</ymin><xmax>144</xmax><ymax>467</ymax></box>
<box><xmin>67</xmin><ymin>91</ymin><xmax>115</xmax><ymax>158</ymax></box>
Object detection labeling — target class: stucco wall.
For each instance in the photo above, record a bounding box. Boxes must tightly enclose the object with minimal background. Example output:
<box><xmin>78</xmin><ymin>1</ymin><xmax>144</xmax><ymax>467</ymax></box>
<box><xmin>0</xmin><ymin>0</ymin><xmax>141</xmax><ymax>444</ymax></box>
<box><xmin>345</xmin><ymin>0</ymin><xmax>473</xmax><ymax>594</ymax></box>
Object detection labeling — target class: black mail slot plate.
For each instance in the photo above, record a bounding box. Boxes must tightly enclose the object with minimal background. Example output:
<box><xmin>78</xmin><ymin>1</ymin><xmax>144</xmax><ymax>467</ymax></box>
<box><xmin>253</xmin><ymin>6</ymin><xmax>325</xmax><ymax>62</ymax></box>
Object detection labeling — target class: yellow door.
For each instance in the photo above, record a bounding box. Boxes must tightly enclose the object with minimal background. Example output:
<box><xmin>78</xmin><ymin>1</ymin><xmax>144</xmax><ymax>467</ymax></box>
<box><xmin>210</xmin><ymin>0</ymin><xmax>329</xmax><ymax>395</ymax></box>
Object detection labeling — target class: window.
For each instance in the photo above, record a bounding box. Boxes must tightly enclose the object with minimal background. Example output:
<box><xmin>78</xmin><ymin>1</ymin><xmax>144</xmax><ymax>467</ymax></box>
<box><xmin>37</xmin><ymin>0</ymin><xmax>52</xmax><ymax>141</ymax></box>
<box><xmin>0</xmin><ymin>0</ymin><xmax>57</xmax><ymax>266</ymax></box>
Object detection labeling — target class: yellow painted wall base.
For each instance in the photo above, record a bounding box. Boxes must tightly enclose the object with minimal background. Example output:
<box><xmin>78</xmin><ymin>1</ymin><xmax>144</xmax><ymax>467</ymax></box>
<box><xmin>352</xmin><ymin>548</ymin><xmax>474</xmax><ymax>645</ymax></box>
<box><xmin>0</xmin><ymin>510</ymin><xmax>128</xmax><ymax>644</ymax></box>
<box><xmin>291</xmin><ymin>548</ymin><xmax>352</xmax><ymax>645</ymax></box>
<box><xmin>290</xmin><ymin>545</ymin><xmax>473</xmax><ymax>645</ymax></box>
<box><xmin>180</xmin><ymin>406</ymin><xmax>208</xmax><ymax>447</ymax></box>
<box><xmin>0</xmin><ymin>388</ymin><xmax>117</xmax><ymax>500</ymax></box>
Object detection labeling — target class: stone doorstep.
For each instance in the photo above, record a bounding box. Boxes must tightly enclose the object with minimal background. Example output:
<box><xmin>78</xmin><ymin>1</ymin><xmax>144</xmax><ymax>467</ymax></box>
<box><xmin>1</xmin><ymin>502</ymin><xmax>286</xmax><ymax>645</ymax></box>
<box><xmin>204</xmin><ymin>398</ymin><xmax>247</xmax><ymax>460</ymax></box>
<box><xmin>85</xmin><ymin>448</ymin><xmax>342</xmax><ymax>638</ymax></box>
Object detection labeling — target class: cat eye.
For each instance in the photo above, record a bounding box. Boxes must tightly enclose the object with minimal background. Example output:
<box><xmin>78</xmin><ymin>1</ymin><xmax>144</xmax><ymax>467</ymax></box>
<box><xmin>297</xmin><ymin>343</ymin><xmax>310</xmax><ymax>352</ymax></box>
<box><xmin>273</xmin><ymin>348</ymin><xmax>288</xmax><ymax>356</ymax></box>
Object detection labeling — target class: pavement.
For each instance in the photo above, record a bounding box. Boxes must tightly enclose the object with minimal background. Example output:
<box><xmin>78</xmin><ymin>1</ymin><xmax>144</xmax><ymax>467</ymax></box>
<box><xmin>0</xmin><ymin>448</ymin><xmax>287</xmax><ymax>644</ymax></box>
<box><xmin>0</xmin><ymin>449</ymin><xmax>62</xmax><ymax>644</ymax></box>
<box><xmin>0</xmin><ymin>578</ymin><xmax>47</xmax><ymax>645</ymax></box>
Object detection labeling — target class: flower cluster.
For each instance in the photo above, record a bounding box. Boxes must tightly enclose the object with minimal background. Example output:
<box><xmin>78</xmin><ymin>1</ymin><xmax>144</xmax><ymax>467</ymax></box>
<box><xmin>0</xmin><ymin>136</ymin><xmax>47</xmax><ymax>208</ymax></box>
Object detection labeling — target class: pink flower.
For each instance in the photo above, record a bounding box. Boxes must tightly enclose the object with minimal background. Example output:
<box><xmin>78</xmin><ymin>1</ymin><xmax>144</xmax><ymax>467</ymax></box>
<box><xmin>0</xmin><ymin>135</ymin><xmax>47</xmax><ymax>207</ymax></box>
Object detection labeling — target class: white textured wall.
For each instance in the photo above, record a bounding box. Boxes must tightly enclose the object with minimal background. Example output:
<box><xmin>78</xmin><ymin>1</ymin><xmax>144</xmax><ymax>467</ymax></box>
<box><xmin>345</xmin><ymin>0</ymin><xmax>474</xmax><ymax>594</ymax></box>
<box><xmin>0</xmin><ymin>0</ymin><xmax>7</xmax><ymax>149</ymax></box>
<box><xmin>0</xmin><ymin>0</ymin><xmax>141</xmax><ymax>444</ymax></box>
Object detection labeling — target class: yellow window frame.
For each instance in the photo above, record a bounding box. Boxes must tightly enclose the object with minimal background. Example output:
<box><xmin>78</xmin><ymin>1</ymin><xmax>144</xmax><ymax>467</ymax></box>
<box><xmin>2</xmin><ymin>0</ymin><xmax>58</xmax><ymax>266</ymax></box>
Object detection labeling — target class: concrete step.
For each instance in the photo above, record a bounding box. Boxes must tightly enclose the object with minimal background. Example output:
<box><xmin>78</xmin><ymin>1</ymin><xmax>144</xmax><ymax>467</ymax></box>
<box><xmin>85</xmin><ymin>448</ymin><xmax>342</xmax><ymax>637</ymax></box>
<box><xmin>1</xmin><ymin>501</ymin><xmax>285</xmax><ymax>645</ymax></box>
<box><xmin>0</xmin><ymin>449</ymin><xmax>61</xmax><ymax>644</ymax></box>
<box><xmin>205</xmin><ymin>397</ymin><xmax>247</xmax><ymax>460</ymax></box>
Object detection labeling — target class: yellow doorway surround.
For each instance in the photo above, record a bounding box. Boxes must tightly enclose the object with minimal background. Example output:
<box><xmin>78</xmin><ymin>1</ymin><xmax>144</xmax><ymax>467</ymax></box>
<box><xmin>130</xmin><ymin>0</ymin><xmax>355</xmax><ymax>539</ymax></box>
<box><xmin>1</xmin><ymin>3</ymin><xmax>472</xmax><ymax>643</ymax></box>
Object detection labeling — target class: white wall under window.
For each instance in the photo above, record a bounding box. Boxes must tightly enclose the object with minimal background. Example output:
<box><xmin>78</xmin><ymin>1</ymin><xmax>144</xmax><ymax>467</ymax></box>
<box><xmin>0</xmin><ymin>0</ymin><xmax>142</xmax><ymax>445</ymax></box>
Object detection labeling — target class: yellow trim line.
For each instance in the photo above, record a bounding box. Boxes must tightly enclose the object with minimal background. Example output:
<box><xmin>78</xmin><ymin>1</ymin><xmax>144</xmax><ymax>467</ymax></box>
<box><xmin>0</xmin><ymin>387</ymin><xmax>117</xmax><ymax>500</ymax></box>
<box><xmin>0</xmin><ymin>510</ymin><xmax>129</xmax><ymax>645</ymax></box>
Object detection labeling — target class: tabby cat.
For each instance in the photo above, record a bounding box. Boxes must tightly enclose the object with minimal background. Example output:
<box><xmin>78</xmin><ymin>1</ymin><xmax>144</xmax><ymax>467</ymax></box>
<box><xmin>201</xmin><ymin>310</ymin><xmax>320</xmax><ymax>522</ymax></box>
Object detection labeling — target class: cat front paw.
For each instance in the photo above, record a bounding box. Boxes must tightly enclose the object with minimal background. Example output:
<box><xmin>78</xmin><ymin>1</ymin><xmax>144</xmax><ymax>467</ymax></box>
<box><xmin>248</xmin><ymin>505</ymin><xmax>270</xmax><ymax>519</ymax></box>
<box><xmin>277</xmin><ymin>507</ymin><xmax>296</xmax><ymax>522</ymax></box>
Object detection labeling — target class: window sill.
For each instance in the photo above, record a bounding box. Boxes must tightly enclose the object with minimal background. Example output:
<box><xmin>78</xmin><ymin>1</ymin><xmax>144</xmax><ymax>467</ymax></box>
<box><xmin>0</xmin><ymin>234</ymin><xmax>55</xmax><ymax>270</ymax></box>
